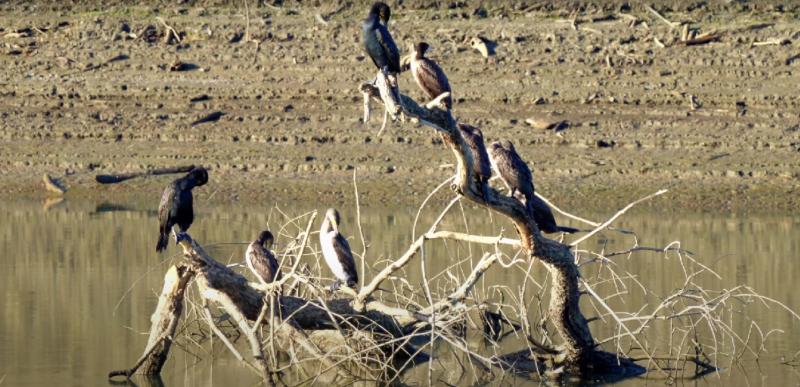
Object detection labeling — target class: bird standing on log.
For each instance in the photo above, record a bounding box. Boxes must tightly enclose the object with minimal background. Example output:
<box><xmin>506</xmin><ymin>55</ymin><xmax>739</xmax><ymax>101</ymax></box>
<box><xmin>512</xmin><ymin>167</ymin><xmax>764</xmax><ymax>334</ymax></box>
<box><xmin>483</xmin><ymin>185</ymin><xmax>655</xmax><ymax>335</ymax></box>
<box><xmin>488</xmin><ymin>141</ymin><xmax>577</xmax><ymax>234</ymax></box>
<box><xmin>410</xmin><ymin>42</ymin><xmax>452</xmax><ymax>110</ymax></box>
<box><xmin>320</xmin><ymin>208</ymin><xmax>358</xmax><ymax>291</ymax></box>
<box><xmin>457</xmin><ymin>123</ymin><xmax>491</xmax><ymax>199</ymax></box>
<box><xmin>362</xmin><ymin>2</ymin><xmax>401</xmax><ymax>75</ymax></box>
<box><xmin>155</xmin><ymin>167</ymin><xmax>208</xmax><ymax>252</ymax></box>
<box><xmin>246</xmin><ymin>230</ymin><xmax>281</xmax><ymax>284</ymax></box>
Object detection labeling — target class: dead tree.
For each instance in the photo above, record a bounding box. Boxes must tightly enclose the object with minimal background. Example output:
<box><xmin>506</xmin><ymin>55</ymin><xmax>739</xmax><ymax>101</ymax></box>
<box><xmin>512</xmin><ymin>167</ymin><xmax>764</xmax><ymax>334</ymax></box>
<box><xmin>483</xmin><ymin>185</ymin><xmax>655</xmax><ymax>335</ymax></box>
<box><xmin>359</xmin><ymin>71</ymin><xmax>627</xmax><ymax>376</ymax></box>
<box><xmin>110</xmin><ymin>70</ymin><xmax>799</xmax><ymax>385</ymax></box>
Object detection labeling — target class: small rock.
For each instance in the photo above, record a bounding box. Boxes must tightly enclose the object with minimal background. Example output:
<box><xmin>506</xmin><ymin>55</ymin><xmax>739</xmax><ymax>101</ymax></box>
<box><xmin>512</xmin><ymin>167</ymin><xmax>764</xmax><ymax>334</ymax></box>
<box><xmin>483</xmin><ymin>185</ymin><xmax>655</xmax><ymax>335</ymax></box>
<box><xmin>597</xmin><ymin>139</ymin><xmax>616</xmax><ymax>148</ymax></box>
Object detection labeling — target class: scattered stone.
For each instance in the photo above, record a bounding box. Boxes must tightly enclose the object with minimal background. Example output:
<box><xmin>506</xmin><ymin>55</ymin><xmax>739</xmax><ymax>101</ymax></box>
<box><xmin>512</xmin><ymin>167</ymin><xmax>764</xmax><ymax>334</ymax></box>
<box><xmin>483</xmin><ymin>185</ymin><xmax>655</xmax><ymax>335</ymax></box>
<box><xmin>169</xmin><ymin>61</ymin><xmax>198</xmax><ymax>71</ymax></box>
<box><xmin>597</xmin><ymin>139</ymin><xmax>616</xmax><ymax>148</ymax></box>
<box><xmin>191</xmin><ymin>111</ymin><xmax>225</xmax><ymax>126</ymax></box>
<box><xmin>190</xmin><ymin>94</ymin><xmax>211</xmax><ymax>103</ymax></box>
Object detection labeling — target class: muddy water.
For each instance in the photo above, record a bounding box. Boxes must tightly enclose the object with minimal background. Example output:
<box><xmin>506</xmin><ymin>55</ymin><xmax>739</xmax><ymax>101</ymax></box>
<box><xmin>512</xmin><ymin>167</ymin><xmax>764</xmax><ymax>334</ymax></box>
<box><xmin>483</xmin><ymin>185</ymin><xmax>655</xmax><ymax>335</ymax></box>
<box><xmin>0</xmin><ymin>199</ymin><xmax>798</xmax><ymax>386</ymax></box>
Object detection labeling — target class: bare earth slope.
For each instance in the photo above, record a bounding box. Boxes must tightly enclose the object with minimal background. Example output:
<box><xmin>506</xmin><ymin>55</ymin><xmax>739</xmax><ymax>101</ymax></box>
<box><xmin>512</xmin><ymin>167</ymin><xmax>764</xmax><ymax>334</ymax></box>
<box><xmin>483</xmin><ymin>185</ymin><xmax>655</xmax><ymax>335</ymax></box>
<box><xmin>1</xmin><ymin>2</ymin><xmax>799</xmax><ymax>212</ymax></box>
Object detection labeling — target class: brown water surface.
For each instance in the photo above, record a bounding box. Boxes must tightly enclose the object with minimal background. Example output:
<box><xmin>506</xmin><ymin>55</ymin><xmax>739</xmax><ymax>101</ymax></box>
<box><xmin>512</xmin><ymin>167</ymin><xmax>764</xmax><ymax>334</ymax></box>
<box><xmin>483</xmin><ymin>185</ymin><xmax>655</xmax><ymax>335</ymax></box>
<box><xmin>1</xmin><ymin>199</ymin><xmax>798</xmax><ymax>386</ymax></box>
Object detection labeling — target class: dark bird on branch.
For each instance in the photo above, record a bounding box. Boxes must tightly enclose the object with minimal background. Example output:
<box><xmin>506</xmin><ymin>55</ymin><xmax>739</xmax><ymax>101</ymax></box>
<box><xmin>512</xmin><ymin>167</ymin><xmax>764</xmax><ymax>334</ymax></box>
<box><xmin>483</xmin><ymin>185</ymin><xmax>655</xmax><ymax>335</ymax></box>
<box><xmin>155</xmin><ymin>167</ymin><xmax>208</xmax><ymax>252</ymax></box>
<box><xmin>191</xmin><ymin>111</ymin><xmax>225</xmax><ymax>126</ymax></box>
<box><xmin>488</xmin><ymin>141</ymin><xmax>577</xmax><ymax>234</ymax></box>
<box><xmin>362</xmin><ymin>2</ymin><xmax>401</xmax><ymax>74</ymax></box>
<box><xmin>410</xmin><ymin>42</ymin><xmax>452</xmax><ymax>109</ymax></box>
<box><xmin>457</xmin><ymin>123</ymin><xmax>491</xmax><ymax>199</ymax></box>
<box><xmin>320</xmin><ymin>208</ymin><xmax>358</xmax><ymax>291</ymax></box>
<box><xmin>246</xmin><ymin>230</ymin><xmax>282</xmax><ymax>284</ymax></box>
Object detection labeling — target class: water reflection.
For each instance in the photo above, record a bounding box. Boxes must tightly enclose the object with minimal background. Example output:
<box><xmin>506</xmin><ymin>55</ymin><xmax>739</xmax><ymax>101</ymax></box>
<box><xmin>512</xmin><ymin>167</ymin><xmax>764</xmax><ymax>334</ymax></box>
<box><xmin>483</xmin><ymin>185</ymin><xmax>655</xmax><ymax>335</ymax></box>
<box><xmin>0</xmin><ymin>199</ymin><xmax>798</xmax><ymax>386</ymax></box>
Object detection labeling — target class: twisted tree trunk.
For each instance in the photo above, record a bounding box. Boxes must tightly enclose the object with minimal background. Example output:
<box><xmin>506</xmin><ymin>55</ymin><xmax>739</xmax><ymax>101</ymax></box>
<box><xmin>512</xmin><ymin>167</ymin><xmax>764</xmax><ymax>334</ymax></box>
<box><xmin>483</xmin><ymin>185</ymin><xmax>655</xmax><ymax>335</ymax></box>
<box><xmin>362</xmin><ymin>74</ymin><xmax>596</xmax><ymax>368</ymax></box>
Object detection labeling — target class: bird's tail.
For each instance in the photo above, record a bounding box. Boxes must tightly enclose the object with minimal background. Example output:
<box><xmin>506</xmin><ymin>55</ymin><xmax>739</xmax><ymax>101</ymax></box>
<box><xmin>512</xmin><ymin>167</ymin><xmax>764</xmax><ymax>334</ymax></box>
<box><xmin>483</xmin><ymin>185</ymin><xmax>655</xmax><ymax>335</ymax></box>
<box><xmin>156</xmin><ymin>231</ymin><xmax>169</xmax><ymax>252</ymax></box>
<box><xmin>557</xmin><ymin>226</ymin><xmax>580</xmax><ymax>234</ymax></box>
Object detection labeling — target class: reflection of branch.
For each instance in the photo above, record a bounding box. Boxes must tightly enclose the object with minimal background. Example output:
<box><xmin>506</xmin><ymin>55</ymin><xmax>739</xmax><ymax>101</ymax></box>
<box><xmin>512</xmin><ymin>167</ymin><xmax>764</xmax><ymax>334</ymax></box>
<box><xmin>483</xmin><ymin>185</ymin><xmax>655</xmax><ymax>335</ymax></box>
<box><xmin>604</xmin><ymin>244</ymin><xmax>693</xmax><ymax>257</ymax></box>
<box><xmin>582</xmin><ymin>279</ymin><xmax>668</xmax><ymax>376</ymax></box>
<box><xmin>203</xmin><ymin>306</ymin><xmax>244</xmax><ymax>361</ymax></box>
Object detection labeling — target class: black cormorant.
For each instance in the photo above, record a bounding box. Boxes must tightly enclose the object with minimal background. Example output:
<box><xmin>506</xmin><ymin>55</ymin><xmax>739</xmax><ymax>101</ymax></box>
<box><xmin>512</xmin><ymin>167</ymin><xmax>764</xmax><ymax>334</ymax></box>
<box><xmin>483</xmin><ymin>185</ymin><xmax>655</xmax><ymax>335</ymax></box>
<box><xmin>155</xmin><ymin>167</ymin><xmax>209</xmax><ymax>252</ymax></box>
<box><xmin>488</xmin><ymin>141</ymin><xmax>577</xmax><ymax>234</ymax></box>
<box><xmin>457</xmin><ymin>123</ymin><xmax>491</xmax><ymax>198</ymax></box>
<box><xmin>410</xmin><ymin>42</ymin><xmax>452</xmax><ymax>109</ymax></box>
<box><xmin>320</xmin><ymin>208</ymin><xmax>358</xmax><ymax>291</ymax></box>
<box><xmin>246</xmin><ymin>230</ymin><xmax>281</xmax><ymax>284</ymax></box>
<box><xmin>362</xmin><ymin>2</ymin><xmax>401</xmax><ymax>74</ymax></box>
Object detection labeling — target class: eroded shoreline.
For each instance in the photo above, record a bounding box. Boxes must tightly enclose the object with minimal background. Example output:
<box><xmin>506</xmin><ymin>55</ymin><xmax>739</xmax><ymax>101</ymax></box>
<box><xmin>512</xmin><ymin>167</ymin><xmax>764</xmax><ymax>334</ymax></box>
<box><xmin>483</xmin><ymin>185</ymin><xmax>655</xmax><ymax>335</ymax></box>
<box><xmin>1</xmin><ymin>2</ymin><xmax>798</xmax><ymax>213</ymax></box>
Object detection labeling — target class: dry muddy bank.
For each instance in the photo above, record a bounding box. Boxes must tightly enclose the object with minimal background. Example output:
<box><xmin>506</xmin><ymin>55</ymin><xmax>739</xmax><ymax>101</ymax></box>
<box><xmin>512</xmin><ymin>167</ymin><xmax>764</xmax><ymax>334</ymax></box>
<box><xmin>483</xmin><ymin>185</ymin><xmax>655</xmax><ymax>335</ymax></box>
<box><xmin>1</xmin><ymin>2</ymin><xmax>798</xmax><ymax>213</ymax></box>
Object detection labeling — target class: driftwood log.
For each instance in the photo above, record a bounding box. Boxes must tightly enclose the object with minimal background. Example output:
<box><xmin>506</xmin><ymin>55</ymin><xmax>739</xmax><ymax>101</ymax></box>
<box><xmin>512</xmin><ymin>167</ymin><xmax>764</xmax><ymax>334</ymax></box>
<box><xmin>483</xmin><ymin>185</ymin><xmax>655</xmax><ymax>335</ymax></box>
<box><xmin>111</xmin><ymin>218</ymin><xmax>506</xmax><ymax>381</ymax></box>
<box><xmin>95</xmin><ymin>165</ymin><xmax>196</xmax><ymax>184</ymax></box>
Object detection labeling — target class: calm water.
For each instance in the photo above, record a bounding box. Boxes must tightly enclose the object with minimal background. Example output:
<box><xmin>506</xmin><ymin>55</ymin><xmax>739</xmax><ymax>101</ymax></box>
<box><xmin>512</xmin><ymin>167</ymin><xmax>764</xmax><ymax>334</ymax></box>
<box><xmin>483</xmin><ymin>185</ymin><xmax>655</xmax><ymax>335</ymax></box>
<box><xmin>1</xmin><ymin>198</ymin><xmax>799</xmax><ymax>386</ymax></box>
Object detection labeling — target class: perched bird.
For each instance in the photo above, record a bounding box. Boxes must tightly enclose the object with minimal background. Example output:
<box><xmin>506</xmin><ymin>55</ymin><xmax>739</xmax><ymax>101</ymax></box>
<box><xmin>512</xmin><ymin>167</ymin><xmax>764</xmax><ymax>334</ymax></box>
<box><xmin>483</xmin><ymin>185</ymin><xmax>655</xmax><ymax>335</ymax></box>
<box><xmin>410</xmin><ymin>42</ymin><xmax>452</xmax><ymax>109</ymax></box>
<box><xmin>488</xmin><ymin>140</ymin><xmax>533</xmax><ymax>207</ymax></box>
<box><xmin>529</xmin><ymin>195</ymin><xmax>579</xmax><ymax>234</ymax></box>
<box><xmin>155</xmin><ymin>167</ymin><xmax>209</xmax><ymax>252</ymax></box>
<box><xmin>457</xmin><ymin>123</ymin><xmax>491</xmax><ymax>199</ymax></box>
<box><xmin>362</xmin><ymin>2</ymin><xmax>401</xmax><ymax>74</ymax></box>
<box><xmin>245</xmin><ymin>230</ymin><xmax>281</xmax><ymax>284</ymax></box>
<box><xmin>319</xmin><ymin>208</ymin><xmax>358</xmax><ymax>291</ymax></box>
<box><xmin>488</xmin><ymin>141</ymin><xmax>577</xmax><ymax>234</ymax></box>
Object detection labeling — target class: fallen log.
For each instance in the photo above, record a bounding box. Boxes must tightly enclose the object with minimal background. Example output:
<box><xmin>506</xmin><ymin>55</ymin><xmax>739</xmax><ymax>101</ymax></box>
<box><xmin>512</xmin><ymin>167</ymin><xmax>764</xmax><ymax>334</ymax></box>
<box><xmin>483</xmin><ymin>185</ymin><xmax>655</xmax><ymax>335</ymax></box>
<box><xmin>95</xmin><ymin>165</ymin><xmax>196</xmax><ymax>184</ymax></box>
<box><xmin>108</xmin><ymin>265</ymin><xmax>194</xmax><ymax>379</ymax></box>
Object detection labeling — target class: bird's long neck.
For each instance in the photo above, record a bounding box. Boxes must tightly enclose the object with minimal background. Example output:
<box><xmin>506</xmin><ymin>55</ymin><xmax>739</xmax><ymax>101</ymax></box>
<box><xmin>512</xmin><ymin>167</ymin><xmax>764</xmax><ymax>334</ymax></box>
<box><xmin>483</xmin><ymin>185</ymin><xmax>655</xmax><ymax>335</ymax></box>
<box><xmin>365</xmin><ymin>13</ymin><xmax>379</xmax><ymax>27</ymax></box>
<box><xmin>321</xmin><ymin>218</ymin><xmax>333</xmax><ymax>235</ymax></box>
<box><xmin>177</xmin><ymin>176</ymin><xmax>196</xmax><ymax>190</ymax></box>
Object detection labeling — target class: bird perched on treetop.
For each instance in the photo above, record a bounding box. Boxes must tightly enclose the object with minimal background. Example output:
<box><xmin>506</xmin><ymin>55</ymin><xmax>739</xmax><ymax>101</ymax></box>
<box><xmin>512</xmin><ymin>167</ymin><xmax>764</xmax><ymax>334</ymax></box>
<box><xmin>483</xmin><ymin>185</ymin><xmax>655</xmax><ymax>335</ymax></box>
<box><xmin>156</xmin><ymin>167</ymin><xmax>209</xmax><ymax>252</ymax></box>
<box><xmin>319</xmin><ymin>208</ymin><xmax>358</xmax><ymax>291</ymax></box>
<box><xmin>488</xmin><ymin>141</ymin><xmax>577</xmax><ymax>234</ymax></box>
<box><xmin>362</xmin><ymin>2</ymin><xmax>401</xmax><ymax>75</ymax></box>
<box><xmin>246</xmin><ymin>230</ymin><xmax>282</xmax><ymax>284</ymax></box>
<box><xmin>410</xmin><ymin>42</ymin><xmax>452</xmax><ymax>110</ymax></box>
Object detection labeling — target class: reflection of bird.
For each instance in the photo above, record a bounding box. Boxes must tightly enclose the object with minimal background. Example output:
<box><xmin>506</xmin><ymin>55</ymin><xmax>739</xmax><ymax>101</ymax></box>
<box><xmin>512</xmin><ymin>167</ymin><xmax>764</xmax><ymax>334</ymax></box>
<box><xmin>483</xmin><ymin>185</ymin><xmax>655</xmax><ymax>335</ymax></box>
<box><xmin>156</xmin><ymin>167</ymin><xmax>209</xmax><ymax>252</ymax></box>
<box><xmin>320</xmin><ymin>208</ymin><xmax>358</xmax><ymax>291</ymax></box>
<box><xmin>457</xmin><ymin>123</ymin><xmax>491</xmax><ymax>199</ymax></box>
<box><xmin>410</xmin><ymin>42</ymin><xmax>452</xmax><ymax>109</ymax></box>
<box><xmin>488</xmin><ymin>141</ymin><xmax>577</xmax><ymax>234</ymax></box>
<box><xmin>362</xmin><ymin>2</ymin><xmax>400</xmax><ymax>74</ymax></box>
<box><xmin>246</xmin><ymin>230</ymin><xmax>281</xmax><ymax>284</ymax></box>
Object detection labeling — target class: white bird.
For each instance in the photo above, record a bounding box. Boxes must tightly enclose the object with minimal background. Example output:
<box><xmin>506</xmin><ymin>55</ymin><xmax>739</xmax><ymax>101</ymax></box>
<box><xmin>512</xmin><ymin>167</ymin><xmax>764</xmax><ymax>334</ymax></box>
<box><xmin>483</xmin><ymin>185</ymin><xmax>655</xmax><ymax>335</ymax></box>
<box><xmin>319</xmin><ymin>208</ymin><xmax>358</xmax><ymax>291</ymax></box>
